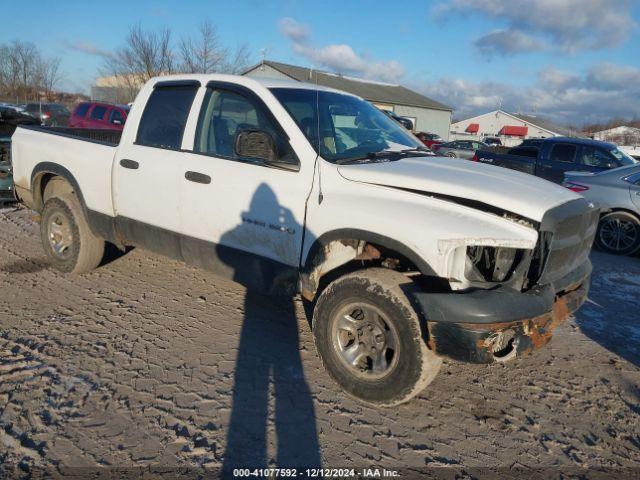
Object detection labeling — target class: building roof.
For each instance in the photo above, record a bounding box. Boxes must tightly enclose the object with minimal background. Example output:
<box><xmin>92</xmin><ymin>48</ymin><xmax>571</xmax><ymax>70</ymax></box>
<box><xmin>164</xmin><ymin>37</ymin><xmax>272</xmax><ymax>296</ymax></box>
<box><xmin>510</xmin><ymin>112</ymin><xmax>576</xmax><ymax>137</ymax></box>
<box><xmin>244</xmin><ymin>60</ymin><xmax>452</xmax><ymax>112</ymax></box>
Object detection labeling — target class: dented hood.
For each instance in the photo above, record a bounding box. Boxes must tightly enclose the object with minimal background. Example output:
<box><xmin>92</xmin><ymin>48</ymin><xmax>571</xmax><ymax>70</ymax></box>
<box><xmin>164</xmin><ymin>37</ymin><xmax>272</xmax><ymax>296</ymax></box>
<box><xmin>337</xmin><ymin>156</ymin><xmax>579</xmax><ymax>222</ymax></box>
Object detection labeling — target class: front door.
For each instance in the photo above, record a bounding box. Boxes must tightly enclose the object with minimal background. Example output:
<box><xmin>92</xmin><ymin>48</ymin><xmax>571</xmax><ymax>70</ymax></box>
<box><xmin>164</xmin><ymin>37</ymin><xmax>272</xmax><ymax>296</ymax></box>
<box><xmin>179</xmin><ymin>84</ymin><xmax>314</xmax><ymax>292</ymax></box>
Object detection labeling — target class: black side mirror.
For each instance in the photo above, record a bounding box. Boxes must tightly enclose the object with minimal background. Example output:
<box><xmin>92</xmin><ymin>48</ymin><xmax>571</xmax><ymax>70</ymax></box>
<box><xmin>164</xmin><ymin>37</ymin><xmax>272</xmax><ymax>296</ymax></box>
<box><xmin>234</xmin><ymin>129</ymin><xmax>277</xmax><ymax>162</ymax></box>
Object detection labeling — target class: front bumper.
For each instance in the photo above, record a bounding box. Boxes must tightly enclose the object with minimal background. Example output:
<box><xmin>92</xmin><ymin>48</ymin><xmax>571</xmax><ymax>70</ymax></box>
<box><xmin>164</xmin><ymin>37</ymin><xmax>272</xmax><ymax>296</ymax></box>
<box><xmin>415</xmin><ymin>260</ymin><xmax>591</xmax><ymax>363</ymax></box>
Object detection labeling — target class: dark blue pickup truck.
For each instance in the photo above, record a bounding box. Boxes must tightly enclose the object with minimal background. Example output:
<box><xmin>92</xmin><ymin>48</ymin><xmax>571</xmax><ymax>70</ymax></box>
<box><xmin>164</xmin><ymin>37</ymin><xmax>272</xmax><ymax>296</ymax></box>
<box><xmin>475</xmin><ymin>137</ymin><xmax>637</xmax><ymax>183</ymax></box>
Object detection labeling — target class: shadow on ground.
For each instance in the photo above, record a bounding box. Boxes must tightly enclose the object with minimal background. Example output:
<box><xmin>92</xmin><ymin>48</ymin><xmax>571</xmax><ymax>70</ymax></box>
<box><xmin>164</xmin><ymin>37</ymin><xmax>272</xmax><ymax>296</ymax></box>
<box><xmin>218</xmin><ymin>184</ymin><xmax>322</xmax><ymax>471</ymax></box>
<box><xmin>574</xmin><ymin>251</ymin><xmax>640</xmax><ymax>367</ymax></box>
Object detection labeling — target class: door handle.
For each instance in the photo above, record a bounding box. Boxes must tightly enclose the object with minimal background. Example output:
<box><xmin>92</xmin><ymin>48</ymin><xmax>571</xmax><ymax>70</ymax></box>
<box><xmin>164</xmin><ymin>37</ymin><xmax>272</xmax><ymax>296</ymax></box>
<box><xmin>185</xmin><ymin>171</ymin><xmax>211</xmax><ymax>184</ymax></box>
<box><xmin>120</xmin><ymin>159</ymin><xmax>139</xmax><ymax>170</ymax></box>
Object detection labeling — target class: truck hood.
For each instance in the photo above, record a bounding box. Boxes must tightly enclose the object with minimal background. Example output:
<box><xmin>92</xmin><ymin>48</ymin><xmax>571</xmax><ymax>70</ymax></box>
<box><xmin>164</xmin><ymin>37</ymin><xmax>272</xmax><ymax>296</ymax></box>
<box><xmin>337</xmin><ymin>156</ymin><xmax>579</xmax><ymax>222</ymax></box>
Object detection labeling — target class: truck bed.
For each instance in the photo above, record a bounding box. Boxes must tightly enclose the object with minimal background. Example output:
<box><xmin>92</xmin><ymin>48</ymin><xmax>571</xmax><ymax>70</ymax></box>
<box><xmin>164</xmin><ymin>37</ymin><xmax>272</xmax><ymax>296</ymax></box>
<box><xmin>475</xmin><ymin>148</ymin><xmax>537</xmax><ymax>175</ymax></box>
<box><xmin>11</xmin><ymin>124</ymin><xmax>118</xmax><ymax>217</ymax></box>
<box><xmin>21</xmin><ymin>125</ymin><xmax>122</xmax><ymax>146</ymax></box>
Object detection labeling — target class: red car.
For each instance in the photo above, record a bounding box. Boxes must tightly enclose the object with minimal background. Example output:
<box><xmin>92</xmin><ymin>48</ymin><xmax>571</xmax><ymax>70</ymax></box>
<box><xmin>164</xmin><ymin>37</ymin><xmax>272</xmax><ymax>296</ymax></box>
<box><xmin>415</xmin><ymin>131</ymin><xmax>443</xmax><ymax>149</ymax></box>
<box><xmin>68</xmin><ymin>102</ymin><xmax>129</xmax><ymax>130</ymax></box>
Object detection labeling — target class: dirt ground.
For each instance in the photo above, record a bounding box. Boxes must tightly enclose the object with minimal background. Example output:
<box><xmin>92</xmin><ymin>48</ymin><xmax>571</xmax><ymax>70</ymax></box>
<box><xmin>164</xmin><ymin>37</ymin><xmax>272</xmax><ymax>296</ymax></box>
<box><xmin>1</xmin><ymin>205</ymin><xmax>639</xmax><ymax>478</ymax></box>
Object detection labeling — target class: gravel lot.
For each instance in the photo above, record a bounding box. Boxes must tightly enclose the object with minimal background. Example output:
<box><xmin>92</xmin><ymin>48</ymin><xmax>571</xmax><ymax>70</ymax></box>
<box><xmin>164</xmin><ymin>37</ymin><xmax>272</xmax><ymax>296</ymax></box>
<box><xmin>1</xmin><ymin>205</ymin><xmax>639</xmax><ymax>478</ymax></box>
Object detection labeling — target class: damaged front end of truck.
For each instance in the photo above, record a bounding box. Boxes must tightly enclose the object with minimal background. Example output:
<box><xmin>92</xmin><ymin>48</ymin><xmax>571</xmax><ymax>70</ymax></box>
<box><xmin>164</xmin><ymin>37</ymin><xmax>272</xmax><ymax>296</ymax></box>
<box><xmin>417</xmin><ymin>198</ymin><xmax>599</xmax><ymax>363</ymax></box>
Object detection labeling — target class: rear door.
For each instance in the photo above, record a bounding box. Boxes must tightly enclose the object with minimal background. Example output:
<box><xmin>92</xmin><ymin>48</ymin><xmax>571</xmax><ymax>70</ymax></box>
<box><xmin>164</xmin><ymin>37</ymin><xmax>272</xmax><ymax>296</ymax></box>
<box><xmin>112</xmin><ymin>81</ymin><xmax>199</xmax><ymax>252</ymax></box>
<box><xmin>536</xmin><ymin>142</ymin><xmax>578</xmax><ymax>183</ymax></box>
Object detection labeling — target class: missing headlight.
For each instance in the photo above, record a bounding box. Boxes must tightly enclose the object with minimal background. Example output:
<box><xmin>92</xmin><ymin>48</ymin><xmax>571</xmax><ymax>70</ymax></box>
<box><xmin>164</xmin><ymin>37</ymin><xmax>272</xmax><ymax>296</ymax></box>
<box><xmin>466</xmin><ymin>246</ymin><xmax>524</xmax><ymax>283</ymax></box>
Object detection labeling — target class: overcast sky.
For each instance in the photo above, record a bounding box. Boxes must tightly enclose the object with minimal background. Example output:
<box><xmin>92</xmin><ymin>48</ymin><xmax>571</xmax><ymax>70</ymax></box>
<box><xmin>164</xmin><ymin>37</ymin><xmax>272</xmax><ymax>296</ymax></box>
<box><xmin>2</xmin><ymin>0</ymin><xmax>639</xmax><ymax>125</ymax></box>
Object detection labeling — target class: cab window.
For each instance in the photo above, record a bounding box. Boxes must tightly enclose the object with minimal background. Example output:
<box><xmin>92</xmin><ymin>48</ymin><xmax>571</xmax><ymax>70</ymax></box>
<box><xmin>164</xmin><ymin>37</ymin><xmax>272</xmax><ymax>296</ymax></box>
<box><xmin>136</xmin><ymin>85</ymin><xmax>198</xmax><ymax>149</ymax></box>
<box><xmin>195</xmin><ymin>88</ymin><xmax>297</xmax><ymax>166</ymax></box>
<box><xmin>579</xmin><ymin>146</ymin><xmax>615</xmax><ymax>168</ymax></box>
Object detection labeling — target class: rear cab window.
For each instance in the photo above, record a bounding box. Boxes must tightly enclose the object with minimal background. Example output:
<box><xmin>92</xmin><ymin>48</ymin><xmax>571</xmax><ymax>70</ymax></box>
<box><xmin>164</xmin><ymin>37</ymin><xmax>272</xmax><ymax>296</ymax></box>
<box><xmin>136</xmin><ymin>83</ymin><xmax>199</xmax><ymax>149</ymax></box>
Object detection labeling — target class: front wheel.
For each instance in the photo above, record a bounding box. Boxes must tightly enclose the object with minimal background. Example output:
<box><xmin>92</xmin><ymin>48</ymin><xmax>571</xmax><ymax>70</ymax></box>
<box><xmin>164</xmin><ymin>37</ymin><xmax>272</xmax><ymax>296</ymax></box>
<box><xmin>312</xmin><ymin>268</ymin><xmax>442</xmax><ymax>406</ymax></box>
<box><xmin>595</xmin><ymin>211</ymin><xmax>640</xmax><ymax>256</ymax></box>
<box><xmin>40</xmin><ymin>194</ymin><xmax>105</xmax><ymax>273</ymax></box>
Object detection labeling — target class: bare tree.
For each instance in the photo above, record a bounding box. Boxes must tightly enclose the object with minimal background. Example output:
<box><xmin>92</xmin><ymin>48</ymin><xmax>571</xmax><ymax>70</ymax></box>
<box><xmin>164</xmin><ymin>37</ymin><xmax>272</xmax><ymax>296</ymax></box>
<box><xmin>104</xmin><ymin>24</ymin><xmax>175</xmax><ymax>91</ymax></box>
<box><xmin>178</xmin><ymin>20</ymin><xmax>250</xmax><ymax>74</ymax></box>
<box><xmin>100</xmin><ymin>21</ymin><xmax>251</xmax><ymax>102</ymax></box>
<box><xmin>35</xmin><ymin>57</ymin><xmax>62</xmax><ymax>100</ymax></box>
<box><xmin>179</xmin><ymin>20</ymin><xmax>226</xmax><ymax>73</ymax></box>
<box><xmin>0</xmin><ymin>40</ymin><xmax>62</xmax><ymax>101</ymax></box>
<box><xmin>220</xmin><ymin>43</ymin><xmax>250</xmax><ymax>74</ymax></box>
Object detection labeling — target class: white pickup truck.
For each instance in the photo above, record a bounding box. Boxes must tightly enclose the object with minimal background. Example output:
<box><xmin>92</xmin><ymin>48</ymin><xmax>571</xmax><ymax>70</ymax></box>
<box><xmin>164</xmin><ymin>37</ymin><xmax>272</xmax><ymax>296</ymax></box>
<box><xmin>11</xmin><ymin>75</ymin><xmax>598</xmax><ymax>405</ymax></box>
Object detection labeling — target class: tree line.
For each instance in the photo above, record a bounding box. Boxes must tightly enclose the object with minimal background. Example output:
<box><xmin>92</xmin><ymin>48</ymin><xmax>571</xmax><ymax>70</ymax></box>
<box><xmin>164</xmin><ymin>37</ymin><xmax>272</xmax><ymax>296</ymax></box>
<box><xmin>0</xmin><ymin>41</ymin><xmax>62</xmax><ymax>102</ymax></box>
<box><xmin>0</xmin><ymin>20</ymin><xmax>249</xmax><ymax>104</ymax></box>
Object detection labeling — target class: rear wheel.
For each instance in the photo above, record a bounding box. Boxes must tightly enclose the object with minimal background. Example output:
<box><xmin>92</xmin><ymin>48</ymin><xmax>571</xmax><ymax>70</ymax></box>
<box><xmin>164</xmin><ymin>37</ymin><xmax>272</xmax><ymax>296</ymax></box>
<box><xmin>595</xmin><ymin>211</ymin><xmax>640</xmax><ymax>256</ymax></box>
<box><xmin>40</xmin><ymin>194</ymin><xmax>105</xmax><ymax>273</ymax></box>
<box><xmin>312</xmin><ymin>268</ymin><xmax>442</xmax><ymax>406</ymax></box>
<box><xmin>445</xmin><ymin>152</ymin><xmax>456</xmax><ymax>158</ymax></box>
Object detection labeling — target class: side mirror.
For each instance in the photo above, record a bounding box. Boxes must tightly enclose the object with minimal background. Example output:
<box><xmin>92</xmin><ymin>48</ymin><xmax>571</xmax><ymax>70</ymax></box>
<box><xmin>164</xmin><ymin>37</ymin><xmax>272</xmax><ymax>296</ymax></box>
<box><xmin>234</xmin><ymin>129</ymin><xmax>277</xmax><ymax>162</ymax></box>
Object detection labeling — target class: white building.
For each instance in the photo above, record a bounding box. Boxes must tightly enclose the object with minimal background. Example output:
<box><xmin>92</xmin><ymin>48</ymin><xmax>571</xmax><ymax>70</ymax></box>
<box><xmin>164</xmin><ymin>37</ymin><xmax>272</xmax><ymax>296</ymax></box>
<box><xmin>450</xmin><ymin>109</ymin><xmax>578</xmax><ymax>147</ymax></box>
<box><xmin>592</xmin><ymin>125</ymin><xmax>640</xmax><ymax>146</ymax></box>
<box><xmin>243</xmin><ymin>60</ymin><xmax>453</xmax><ymax>139</ymax></box>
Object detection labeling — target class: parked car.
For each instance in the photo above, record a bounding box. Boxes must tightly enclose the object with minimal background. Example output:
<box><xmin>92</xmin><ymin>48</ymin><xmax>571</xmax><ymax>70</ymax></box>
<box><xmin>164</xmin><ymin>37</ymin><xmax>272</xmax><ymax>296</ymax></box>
<box><xmin>68</xmin><ymin>102</ymin><xmax>129</xmax><ymax>130</ymax></box>
<box><xmin>415</xmin><ymin>131</ymin><xmax>443</xmax><ymax>148</ymax></box>
<box><xmin>475</xmin><ymin>137</ymin><xmax>637</xmax><ymax>184</ymax></box>
<box><xmin>11</xmin><ymin>74</ymin><xmax>597</xmax><ymax>405</ymax></box>
<box><xmin>24</xmin><ymin>103</ymin><xmax>70</xmax><ymax>126</ymax></box>
<box><xmin>0</xmin><ymin>105</ymin><xmax>39</xmax><ymax>137</ymax></box>
<box><xmin>433</xmin><ymin>140</ymin><xmax>490</xmax><ymax>159</ymax></box>
<box><xmin>381</xmin><ymin>109</ymin><xmax>414</xmax><ymax>130</ymax></box>
<box><xmin>483</xmin><ymin>136</ymin><xmax>502</xmax><ymax>146</ymax></box>
<box><xmin>564</xmin><ymin>165</ymin><xmax>640</xmax><ymax>256</ymax></box>
<box><xmin>0</xmin><ymin>137</ymin><xmax>13</xmax><ymax>203</ymax></box>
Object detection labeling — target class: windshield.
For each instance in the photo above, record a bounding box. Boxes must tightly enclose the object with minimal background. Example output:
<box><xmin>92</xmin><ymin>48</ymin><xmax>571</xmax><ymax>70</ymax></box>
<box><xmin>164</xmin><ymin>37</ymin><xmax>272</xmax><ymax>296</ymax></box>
<box><xmin>270</xmin><ymin>88</ymin><xmax>422</xmax><ymax>163</ymax></box>
<box><xmin>610</xmin><ymin>147</ymin><xmax>637</xmax><ymax>167</ymax></box>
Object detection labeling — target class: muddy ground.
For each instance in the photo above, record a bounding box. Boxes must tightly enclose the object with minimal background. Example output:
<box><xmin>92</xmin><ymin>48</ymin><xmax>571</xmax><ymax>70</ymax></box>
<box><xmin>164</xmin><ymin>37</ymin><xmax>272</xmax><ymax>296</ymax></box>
<box><xmin>0</xmin><ymin>205</ymin><xmax>639</xmax><ymax>478</ymax></box>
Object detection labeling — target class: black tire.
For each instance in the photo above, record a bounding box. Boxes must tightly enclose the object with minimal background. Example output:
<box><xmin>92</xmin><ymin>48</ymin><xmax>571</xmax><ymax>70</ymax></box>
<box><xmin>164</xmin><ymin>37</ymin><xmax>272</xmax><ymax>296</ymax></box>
<box><xmin>312</xmin><ymin>268</ymin><xmax>442</xmax><ymax>406</ymax></box>
<box><xmin>445</xmin><ymin>152</ymin><xmax>456</xmax><ymax>157</ymax></box>
<box><xmin>40</xmin><ymin>194</ymin><xmax>105</xmax><ymax>273</ymax></box>
<box><xmin>595</xmin><ymin>211</ymin><xmax>640</xmax><ymax>256</ymax></box>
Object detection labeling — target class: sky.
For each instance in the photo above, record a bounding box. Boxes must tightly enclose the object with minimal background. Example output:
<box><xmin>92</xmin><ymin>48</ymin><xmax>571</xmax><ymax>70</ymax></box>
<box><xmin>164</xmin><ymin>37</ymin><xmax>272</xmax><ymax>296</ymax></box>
<box><xmin>1</xmin><ymin>0</ymin><xmax>639</xmax><ymax>126</ymax></box>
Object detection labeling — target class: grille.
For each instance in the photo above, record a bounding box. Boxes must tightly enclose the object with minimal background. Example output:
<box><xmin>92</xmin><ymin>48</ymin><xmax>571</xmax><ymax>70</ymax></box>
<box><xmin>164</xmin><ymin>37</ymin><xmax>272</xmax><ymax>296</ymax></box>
<box><xmin>537</xmin><ymin>199</ymin><xmax>598</xmax><ymax>287</ymax></box>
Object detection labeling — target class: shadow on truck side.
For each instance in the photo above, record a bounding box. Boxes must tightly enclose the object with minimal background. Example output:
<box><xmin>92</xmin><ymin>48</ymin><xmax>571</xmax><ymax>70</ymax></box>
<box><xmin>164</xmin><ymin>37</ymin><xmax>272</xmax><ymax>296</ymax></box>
<box><xmin>218</xmin><ymin>184</ymin><xmax>322</xmax><ymax>471</ymax></box>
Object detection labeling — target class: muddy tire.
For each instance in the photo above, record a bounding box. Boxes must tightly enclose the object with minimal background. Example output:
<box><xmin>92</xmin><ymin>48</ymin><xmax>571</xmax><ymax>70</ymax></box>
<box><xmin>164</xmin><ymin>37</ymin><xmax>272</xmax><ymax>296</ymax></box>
<box><xmin>40</xmin><ymin>194</ymin><xmax>104</xmax><ymax>273</ymax></box>
<box><xmin>595</xmin><ymin>211</ymin><xmax>640</xmax><ymax>256</ymax></box>
<box><xmin>312</xmin><ymin>268</ymin><xmax>442</xmax><ymax>406</ymax></box>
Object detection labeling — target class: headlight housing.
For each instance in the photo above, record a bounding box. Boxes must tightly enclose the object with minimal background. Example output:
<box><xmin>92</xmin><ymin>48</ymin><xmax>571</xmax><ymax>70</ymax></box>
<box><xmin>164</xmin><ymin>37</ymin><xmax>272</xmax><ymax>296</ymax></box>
<box><xmin>465</xmin><ymin>246</ymin><xmax>525</xmax><ymax>283</ymax></box>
